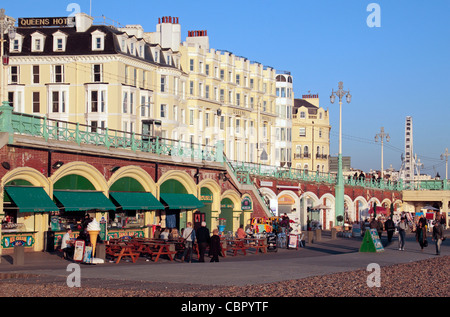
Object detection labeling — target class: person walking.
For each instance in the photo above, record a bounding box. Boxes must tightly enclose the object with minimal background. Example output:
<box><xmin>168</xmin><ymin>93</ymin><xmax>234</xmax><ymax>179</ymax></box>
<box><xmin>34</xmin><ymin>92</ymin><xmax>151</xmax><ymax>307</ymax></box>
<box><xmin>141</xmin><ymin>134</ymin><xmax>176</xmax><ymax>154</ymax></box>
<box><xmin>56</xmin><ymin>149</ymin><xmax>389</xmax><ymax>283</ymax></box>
<box><xmin>181</xmin><ymin>222</ymin><xmax>195</xmax><ymax>263</ymax></box>
<box><xmin>209</xmin><ymin>229</ymin><xmax>222</xmax><ymax>262</ymax></box>
<box><xmin>397</xmin><ymin>217</ymin><xmax>408</xmax><ymax>251</ymax></box>
<box><xmin>196</xmin><ymin>221</ymin><xmax>211</xmax><ymax>262</ymax></box>
<box><xmin>432</xmin><ymin>220</ymin><xmax>444</xmax><ymax>255</ymax></box>
<box><xmin>415</xmin><ymin>221</ymin><xmax>427</xmax><ymax>252</ymax></box>
<box><xmin>376</xmin><ymin>217</ymin><xmax>384</xmax><ymax>240</ymax></box>
<box><xmin>384</xmin><ymin>216</ymin><xmax>395</xmax><ymax>244</ymax></box>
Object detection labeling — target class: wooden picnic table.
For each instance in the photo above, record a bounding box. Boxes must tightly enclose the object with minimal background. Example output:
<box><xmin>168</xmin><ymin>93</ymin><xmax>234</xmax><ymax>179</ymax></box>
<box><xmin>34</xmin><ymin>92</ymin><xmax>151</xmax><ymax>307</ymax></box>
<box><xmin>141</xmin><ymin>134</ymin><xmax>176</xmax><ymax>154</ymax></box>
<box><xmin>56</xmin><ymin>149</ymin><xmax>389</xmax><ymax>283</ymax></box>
<box><xmin>244</xmin><ymin>238</ymin><xmax>268</xmax><ymax>253</ymax></box>
<box><xmin>145</xmin><ymin>241</ymin><xmax>178</xmax><ymax>262</ymax></box>
<box><xmin>106</xmin><ymin>243</ymin><xmax>140</xmax><ymax>264</ymax></box>
<box><xmin>226</xmin><ymin>239</ymin><xmax>249</xmax><ymax>256</ymax></box>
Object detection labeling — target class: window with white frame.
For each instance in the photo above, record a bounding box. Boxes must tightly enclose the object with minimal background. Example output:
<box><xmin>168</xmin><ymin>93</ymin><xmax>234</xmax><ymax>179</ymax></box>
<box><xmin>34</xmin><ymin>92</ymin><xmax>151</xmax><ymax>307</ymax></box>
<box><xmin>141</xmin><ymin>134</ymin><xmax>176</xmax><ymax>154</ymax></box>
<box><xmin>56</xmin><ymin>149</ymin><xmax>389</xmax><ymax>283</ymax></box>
<box><xmin>9</xmin><ymin>66</ymin><xmax>19</xmax><ymax>84</ymax></box>
<box><xmin>9</xmin><ymin>34</ymin><xmax>23</xmax><ymax>53</ymax></box>
<box><xmin>92</xmin><ymin>64</ymin><xmax>103</xmax><ymax>82</ymax></box>
<box><xmin>31</xmin><ymin>31</ymin><xmax>45</xmax><ymax>52</ymax></box>
<box><xmin>160</xmin><ymin>104</ymin><xmax>167</xmax><ymax>118</ymax></box>
<box><xmin>299</xmin><ymin>127</ymin><xmax>306</xmax><ymax>137</ymax></box>
<box><xmin>53</xmin><ymin>65</ymin><xmax>64</xmax><ymax>83</ymax></box>
<box><xmin>52</xmin><ymin>30</ymin><xmax>68</xmax><ymax>52</ymax></box>
<box><xmin>91</xmin><ymin>30</ymin><xmax>105</xmax><ymax>51</ymax></box>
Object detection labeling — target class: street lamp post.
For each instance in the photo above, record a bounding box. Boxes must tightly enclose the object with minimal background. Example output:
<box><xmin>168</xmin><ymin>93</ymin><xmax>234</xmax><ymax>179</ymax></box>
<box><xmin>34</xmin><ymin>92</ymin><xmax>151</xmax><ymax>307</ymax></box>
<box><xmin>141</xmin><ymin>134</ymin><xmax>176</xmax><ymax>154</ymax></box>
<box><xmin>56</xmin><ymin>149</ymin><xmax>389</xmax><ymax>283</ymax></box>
<box><xmin>441</xmin><ymin>148</ymin><xmax>449</xmax><ymax>180</ymax></box>
<box><xmin>375</xmin><ymin>127</ymin><xmax>390</xmax><ymax>179</ymax></box>
<box><xmin>330</xmin><ymin>81</ymin><xmax>351</xmax><ymax>227</ymax></box>
<box><xmin>0</xmin><ymin>9</ymin><xmax>16</xmax><ymax>107</ymax></box>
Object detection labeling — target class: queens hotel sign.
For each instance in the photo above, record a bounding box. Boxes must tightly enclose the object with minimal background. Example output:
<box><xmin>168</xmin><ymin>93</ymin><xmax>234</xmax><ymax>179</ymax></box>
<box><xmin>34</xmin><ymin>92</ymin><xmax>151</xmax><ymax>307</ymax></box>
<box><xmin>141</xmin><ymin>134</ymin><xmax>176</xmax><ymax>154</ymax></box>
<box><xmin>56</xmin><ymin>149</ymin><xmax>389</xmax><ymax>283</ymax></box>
<box><xmin>18</xmin><ymin>17</ymin><xmax>76</xmax><ymax>27</ymax></box>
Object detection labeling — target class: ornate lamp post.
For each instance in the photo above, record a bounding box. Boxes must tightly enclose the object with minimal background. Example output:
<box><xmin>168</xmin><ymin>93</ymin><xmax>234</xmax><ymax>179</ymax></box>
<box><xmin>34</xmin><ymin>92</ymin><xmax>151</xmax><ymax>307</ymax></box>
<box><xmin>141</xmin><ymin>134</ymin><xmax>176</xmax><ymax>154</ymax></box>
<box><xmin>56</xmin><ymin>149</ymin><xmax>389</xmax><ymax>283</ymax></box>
<box><xmin>375</xmin><ymin>127</ymin><xmax>390</xmax><ymax>179</ymax></box>
<box><xmin>330</xmin><ymin>81</ymin><xmax>351</xmax><ymax>226</ymax></box>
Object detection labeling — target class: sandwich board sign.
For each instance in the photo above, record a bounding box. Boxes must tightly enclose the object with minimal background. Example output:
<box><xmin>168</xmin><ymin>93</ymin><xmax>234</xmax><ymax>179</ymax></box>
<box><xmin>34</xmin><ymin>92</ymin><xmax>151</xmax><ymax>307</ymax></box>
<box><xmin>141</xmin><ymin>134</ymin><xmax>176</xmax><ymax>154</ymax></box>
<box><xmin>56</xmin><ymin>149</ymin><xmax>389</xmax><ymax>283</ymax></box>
<box><xmin>359</xmin><ymin>229</ymin><xmax>384</xmax><ymax>252</ymax></box>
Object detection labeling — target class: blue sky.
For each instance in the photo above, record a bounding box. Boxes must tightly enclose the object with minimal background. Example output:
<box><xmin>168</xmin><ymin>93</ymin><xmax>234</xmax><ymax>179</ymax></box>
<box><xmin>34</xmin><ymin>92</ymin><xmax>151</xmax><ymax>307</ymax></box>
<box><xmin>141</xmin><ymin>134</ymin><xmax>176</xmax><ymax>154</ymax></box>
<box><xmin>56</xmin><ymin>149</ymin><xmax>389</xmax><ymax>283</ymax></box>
<box><xmin>4</xmin><ymin>0</ymin><xmax>450</xmax><ymax>177</ymax></box>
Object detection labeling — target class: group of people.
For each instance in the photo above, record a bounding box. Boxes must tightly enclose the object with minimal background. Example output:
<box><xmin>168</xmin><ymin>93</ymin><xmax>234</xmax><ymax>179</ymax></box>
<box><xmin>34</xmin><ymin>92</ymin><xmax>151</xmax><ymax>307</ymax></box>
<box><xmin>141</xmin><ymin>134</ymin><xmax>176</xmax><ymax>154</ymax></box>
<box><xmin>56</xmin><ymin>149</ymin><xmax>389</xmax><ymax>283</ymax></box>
<box><xmin>177</xmin><ymin>222</ymin><xmax>222</xmax><ymax>263</ymax></box>
<box><xmin>361</xmin><ymin>213</ymin><xmax>446</xmax><ymax>255</ymax></box>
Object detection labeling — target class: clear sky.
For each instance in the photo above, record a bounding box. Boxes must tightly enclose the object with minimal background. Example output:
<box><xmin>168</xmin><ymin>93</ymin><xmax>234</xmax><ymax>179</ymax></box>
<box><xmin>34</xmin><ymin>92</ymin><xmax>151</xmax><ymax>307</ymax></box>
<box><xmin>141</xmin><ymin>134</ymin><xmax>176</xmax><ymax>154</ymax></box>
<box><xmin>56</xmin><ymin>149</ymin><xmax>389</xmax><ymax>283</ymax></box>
<box><xmin>3</xmin><ymin>0</ymin><xmax>450</xmax><ymax>177</ymax></box>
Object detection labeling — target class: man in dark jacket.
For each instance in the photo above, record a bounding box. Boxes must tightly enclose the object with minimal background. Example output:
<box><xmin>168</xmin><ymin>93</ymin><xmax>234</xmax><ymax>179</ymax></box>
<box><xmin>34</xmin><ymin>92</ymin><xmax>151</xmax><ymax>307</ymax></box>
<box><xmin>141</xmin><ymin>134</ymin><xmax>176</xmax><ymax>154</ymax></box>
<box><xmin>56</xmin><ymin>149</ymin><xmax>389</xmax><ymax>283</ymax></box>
<box><xmin>384</xmin><ymin>216</ymin><xmax>395</xmax><ymax>244</ymax></box>
<box><xmin>432</xmin><ymin>221</ymin><xmax>444</xmax><ymax>255</ymax></box>
<box><xmin>196</xmin><ymin>222</ymin><xmax>211</xmax><ymax>262</ymax></box>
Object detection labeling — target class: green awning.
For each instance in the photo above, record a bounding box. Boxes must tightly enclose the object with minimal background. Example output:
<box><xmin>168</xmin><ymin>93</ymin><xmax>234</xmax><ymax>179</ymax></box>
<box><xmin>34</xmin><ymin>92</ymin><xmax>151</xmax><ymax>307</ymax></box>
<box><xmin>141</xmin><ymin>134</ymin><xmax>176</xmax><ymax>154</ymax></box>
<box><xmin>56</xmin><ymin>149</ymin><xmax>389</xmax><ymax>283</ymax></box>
<box><xmin>4</xmin><ymin>186</ymin><xmax>59</xmax><ymax>213</ymax></box>
<box><xmin>160</xmin><ymin>193</ymin><xmax>205</xmax><ymax>210</ymax></box>
<box><xmin>110</xmin><ymin>192</ymin><xmax>164</xmax><ymax>210</ymax></box>
<box><xmin>53</xmin><ymin>190</ymin><xmax>116</xmax><ymax>211</ymax></box>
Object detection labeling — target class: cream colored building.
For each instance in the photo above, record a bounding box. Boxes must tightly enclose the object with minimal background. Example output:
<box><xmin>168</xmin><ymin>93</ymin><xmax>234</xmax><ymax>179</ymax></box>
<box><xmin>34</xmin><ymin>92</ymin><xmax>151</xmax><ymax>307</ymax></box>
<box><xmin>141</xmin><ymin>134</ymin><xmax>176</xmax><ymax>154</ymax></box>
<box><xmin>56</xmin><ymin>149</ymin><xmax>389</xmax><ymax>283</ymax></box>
<box><xmin>292</xmin><ymin>94</ymin><xmax>330</xmax><ymax>173</ymax></box>
<box><xmin>179</xmin><ymin>31</ymin><xmax>278</xmax><ymax>164</ymax></box>
<box><xmin>6</xmin><ymin>13</ymin><xmax>283</xmax><ymax>166</ymax></box>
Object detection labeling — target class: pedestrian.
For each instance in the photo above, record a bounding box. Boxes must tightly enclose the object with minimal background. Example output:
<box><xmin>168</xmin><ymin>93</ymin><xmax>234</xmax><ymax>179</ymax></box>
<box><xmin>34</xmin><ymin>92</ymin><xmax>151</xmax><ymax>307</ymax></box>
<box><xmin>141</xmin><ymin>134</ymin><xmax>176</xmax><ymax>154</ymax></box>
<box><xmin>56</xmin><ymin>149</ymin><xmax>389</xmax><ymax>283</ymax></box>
<box><xmin>384</xmin><ymin>216</ymin><xmax>395</xmax><ymax>244</ymax></box>
<box><xmin>281</xmin><ymin>213</ymin><xmax>290</xmax><ymax>233</ymax></box>
<box><xmin>181</xmin><ymin>222</ymin><xmax>195</xmax><ymax>263</ymax></box>
<box><xmin>377</xmin><ymin>217</ymin><xmax>384</xmax><ymax>240</ymax></box>
<box><xmin>209</xmin><ymin>229</ymin><xmax>222</xmax><ymax>262</ymax></box>
<box><xmin>415</xmin><ymin>221</ymin><xmax>427</xmax><ymax>252</ymax></box>
<box><xmin>432</xmin><ymin>220</ymin><xmax>445</xmax><ymax>255</ymax></box>
<box><xmin>196</xmin><ymin>221</ymin><xmax>210</xmax><ymax>262</ymax></box>
<box><xmin>397</xmin><ymin>217</ymin><xmax>408</xmax><ymax>251</ymax></box>
<box><xmin>440</xmin><ymin>214</ymin><xmax>446</xmax><ymax>230</ymax></box>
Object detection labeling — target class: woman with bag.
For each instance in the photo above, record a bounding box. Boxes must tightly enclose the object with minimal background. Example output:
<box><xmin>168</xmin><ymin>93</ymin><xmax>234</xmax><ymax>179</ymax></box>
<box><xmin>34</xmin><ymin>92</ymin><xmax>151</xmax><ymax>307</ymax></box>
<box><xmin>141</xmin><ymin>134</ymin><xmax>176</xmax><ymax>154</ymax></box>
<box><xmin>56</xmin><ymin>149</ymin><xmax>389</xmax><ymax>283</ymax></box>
<box><xmin>181</xmin><ymin>222</ymin><xmax>195</xmax><ymax>263</ymax></box>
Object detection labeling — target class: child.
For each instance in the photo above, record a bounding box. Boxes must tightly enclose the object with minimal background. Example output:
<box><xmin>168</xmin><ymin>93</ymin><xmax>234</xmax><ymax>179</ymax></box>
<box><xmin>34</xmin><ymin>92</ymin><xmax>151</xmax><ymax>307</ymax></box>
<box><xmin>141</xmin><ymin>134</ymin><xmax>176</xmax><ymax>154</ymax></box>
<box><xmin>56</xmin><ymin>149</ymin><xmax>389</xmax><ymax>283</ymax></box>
<box><xmin>209</xmin><ymin>229</ymin><xmax>222</xmax><ymax>262</ymax></box>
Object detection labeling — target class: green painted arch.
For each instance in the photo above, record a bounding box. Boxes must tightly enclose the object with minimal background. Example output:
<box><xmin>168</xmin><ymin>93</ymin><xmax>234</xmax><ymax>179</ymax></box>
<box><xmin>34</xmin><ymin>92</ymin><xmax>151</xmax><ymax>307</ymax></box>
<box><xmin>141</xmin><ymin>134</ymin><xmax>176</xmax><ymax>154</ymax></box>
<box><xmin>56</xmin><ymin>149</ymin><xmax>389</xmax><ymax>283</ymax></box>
<box><xmin>110</xmin><ymin>177</ymin><xmax>145</xmax><ymax>192</ymax></box>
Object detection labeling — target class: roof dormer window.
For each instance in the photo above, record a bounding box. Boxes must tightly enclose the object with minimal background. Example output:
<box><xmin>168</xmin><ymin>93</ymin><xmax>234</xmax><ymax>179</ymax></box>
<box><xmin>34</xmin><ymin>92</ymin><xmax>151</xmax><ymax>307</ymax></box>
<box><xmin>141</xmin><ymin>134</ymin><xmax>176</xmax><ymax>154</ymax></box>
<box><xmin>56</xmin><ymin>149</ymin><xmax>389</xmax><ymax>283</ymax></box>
<box><xmin>31</xmin><ymin>31</ymin><xmax>46</xmax><ymax>52</ymax></box>
<box><xmin>9</xmin><ymin>33</ymin><xmax>24</xmax><ymax>53</ymax></box>
<box><xmin>52</xmin><ymin>30</ymin><xmax>68</xmax><ymax>52</ymax></box>
<box><xmin>91</xmin><ymin>29</ymin><xmax>105</xmax><ymax>51</ymax></box>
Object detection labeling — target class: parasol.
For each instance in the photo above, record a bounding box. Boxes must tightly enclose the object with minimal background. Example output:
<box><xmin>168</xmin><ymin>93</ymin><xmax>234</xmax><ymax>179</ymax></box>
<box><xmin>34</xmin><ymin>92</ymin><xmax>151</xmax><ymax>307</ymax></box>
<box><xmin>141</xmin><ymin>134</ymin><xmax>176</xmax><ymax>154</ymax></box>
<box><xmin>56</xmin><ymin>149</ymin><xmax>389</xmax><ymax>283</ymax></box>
<box><xmin>423</xmin><ymin>205</ymin><xmax>439</xmax><ymax>211</ymax></box>
<box><xmin>369</xmin><ymin>206</ymin><xmax>388</xmax><ymax>216</ymax></box>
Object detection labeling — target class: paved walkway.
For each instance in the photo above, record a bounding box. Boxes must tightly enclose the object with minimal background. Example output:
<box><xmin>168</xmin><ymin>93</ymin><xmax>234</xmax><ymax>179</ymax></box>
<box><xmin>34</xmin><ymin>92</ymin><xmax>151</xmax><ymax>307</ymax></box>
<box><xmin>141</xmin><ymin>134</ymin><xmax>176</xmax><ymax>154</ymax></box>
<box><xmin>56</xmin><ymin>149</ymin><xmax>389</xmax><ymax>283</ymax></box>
<box><xmin>1</xmin><ymin>230</ymin><xmax>448</xmax><ymax>287</ymax></box>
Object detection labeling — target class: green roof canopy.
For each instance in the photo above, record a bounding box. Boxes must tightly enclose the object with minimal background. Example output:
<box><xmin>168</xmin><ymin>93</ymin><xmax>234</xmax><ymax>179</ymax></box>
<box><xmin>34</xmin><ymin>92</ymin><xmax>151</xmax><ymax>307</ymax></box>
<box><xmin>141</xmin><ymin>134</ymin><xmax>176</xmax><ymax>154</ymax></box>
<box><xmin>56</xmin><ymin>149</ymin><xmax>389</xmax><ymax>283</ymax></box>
<box><xmin>4</xmin><ymin>186</ymin><xmax>59</xmax><ymax>213</ymax></box>
<box><xmin>53</xmin><ymin>190</ymin><xmax>116</xmax><ymax>212</ymax></box>
<box><xmin>110</xmin><ymin>192</ymin><xmax>164</xmax><ymax>210</ymax></box>
<box><xmin>160</xmin><ymin>193</ymin><xmax>204</xmax><ymax>210</ymax></box>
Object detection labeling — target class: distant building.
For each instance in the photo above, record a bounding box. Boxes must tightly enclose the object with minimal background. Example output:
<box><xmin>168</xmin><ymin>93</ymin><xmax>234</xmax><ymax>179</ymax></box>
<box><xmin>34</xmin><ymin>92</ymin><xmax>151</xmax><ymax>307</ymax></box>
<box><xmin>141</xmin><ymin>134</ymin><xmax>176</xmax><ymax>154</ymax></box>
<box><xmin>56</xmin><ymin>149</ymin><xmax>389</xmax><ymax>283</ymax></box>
<box><xmin>292</xmin><ymin>94</ymin><xmax>330</xmax><ymax>173</ymax></box>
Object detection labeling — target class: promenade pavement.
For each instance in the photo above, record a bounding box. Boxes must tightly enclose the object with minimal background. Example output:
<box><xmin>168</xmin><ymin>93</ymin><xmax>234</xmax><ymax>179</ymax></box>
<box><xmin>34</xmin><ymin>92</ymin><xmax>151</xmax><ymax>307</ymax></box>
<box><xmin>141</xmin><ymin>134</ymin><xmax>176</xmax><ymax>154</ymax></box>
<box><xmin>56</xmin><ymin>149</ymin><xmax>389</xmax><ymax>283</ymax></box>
<box><xmin>1</xmin><ymin>230</ymin><xmax>448</xmax><ymax>288</ymax></box>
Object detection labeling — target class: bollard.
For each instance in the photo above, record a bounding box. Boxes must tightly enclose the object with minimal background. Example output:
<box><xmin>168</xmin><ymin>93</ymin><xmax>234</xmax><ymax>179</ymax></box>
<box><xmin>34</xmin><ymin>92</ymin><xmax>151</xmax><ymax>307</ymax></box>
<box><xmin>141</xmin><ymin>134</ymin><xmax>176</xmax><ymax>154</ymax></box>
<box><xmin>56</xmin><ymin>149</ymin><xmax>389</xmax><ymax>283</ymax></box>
<box><xmin>315</xmin><ymin>229</ymin><xmax>322</xmax><ymax>242</ymax></box>
<box><xmin>96</xmin><ymin>243</ymin><xmax>106</xmax><ymax>260</ymax></box>
<box><xmin>331</xmin><ymin>228</ymin><xmax>337</xmax><ymax>239</ymax></box>
<box><xmin>13</xmin><ymin>245</ymin><xmax>25</xmax><ymax>266</ymax></box>
<box><xmin>307</xmin><ymin>231</ymin><xmax>314</xmax><ymax>244</ymax></box>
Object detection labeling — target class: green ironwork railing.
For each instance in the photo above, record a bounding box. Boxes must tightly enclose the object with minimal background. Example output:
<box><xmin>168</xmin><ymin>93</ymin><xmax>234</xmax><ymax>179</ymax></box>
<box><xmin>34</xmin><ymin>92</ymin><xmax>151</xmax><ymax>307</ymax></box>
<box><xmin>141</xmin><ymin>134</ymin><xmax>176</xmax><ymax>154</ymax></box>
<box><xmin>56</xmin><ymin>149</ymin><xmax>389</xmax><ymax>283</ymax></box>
<box><xmin>7</xmin><ymin>110</ymin><xmax>223</xmax><ymax>164</ymax></box>
<box><xmin>1</xmin><ymin>105</ymin><xmax>448</xmax><ymax>192</ymax></box>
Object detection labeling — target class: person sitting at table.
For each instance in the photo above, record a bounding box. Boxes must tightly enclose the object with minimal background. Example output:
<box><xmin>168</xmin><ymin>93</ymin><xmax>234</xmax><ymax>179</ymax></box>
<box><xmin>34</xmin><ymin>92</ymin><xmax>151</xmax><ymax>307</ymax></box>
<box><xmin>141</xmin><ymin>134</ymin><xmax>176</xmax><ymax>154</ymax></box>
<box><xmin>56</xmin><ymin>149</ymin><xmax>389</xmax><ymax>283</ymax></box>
<box><xmin>160</xmin><ymin>228</ymin><xmax>170</xmax><ymax>240</ymax></box>
<box><xmin>61</xmin><ymin>227</ymin><xmax>74</xmax><ymax>260</ymax></box>
<box><xmin>170</xmin><ymin>228</ymin><xmax>180</xmax><ymax>240</ymax></box>
<box><xmin>236</xmin><ymin>224</ymin><xmax>246</xmax><ymax>239</ymax></box>
<box><xmin>153</xmin><ymin>226</ymin><xmax>161</xmax><ymax>239</ymax></box>
<box><xmin>245</xmin><ymin>224</ymin><xmax>254</xmax><ymax>237</ymax></box>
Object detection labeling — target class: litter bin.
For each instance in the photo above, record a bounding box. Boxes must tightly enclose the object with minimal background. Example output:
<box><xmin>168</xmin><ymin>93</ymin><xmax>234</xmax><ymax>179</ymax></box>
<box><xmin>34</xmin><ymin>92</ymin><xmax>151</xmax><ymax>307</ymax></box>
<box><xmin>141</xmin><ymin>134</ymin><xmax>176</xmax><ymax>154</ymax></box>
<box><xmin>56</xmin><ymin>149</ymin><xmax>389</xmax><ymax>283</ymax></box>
<box><xmin>14</xmin><ymin>245</ymin><xmax>25</xmax><ymax>266</ymax></box>
<box><xmin>44</xmin><ymin>231</ymin><xmax>55</xmax><ymax>252</ymax></box>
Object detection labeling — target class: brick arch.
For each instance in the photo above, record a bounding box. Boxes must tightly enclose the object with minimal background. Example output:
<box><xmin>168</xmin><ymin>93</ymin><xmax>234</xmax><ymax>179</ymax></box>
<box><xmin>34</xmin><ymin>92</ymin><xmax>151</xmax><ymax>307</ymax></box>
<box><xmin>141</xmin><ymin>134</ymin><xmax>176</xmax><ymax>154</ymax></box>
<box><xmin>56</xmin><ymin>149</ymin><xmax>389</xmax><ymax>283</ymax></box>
<box><xmin>49</xmin><ymin>161</ymin><xmax>109</xmax><ymax>195</ymax></box>
<box><xmin>198</xmin><ymin>178</ymin><xmax>222</xmax><ymax>212</ymax></box>
<box><xmin>107</xmin><ymin>165</ymin><xmax>157</xmax><ymax>195</ymax></box>
<box><xmin>157</xmin><ymin>170</ymin><xmax>197</xmax><ymax>197</ymax></box>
